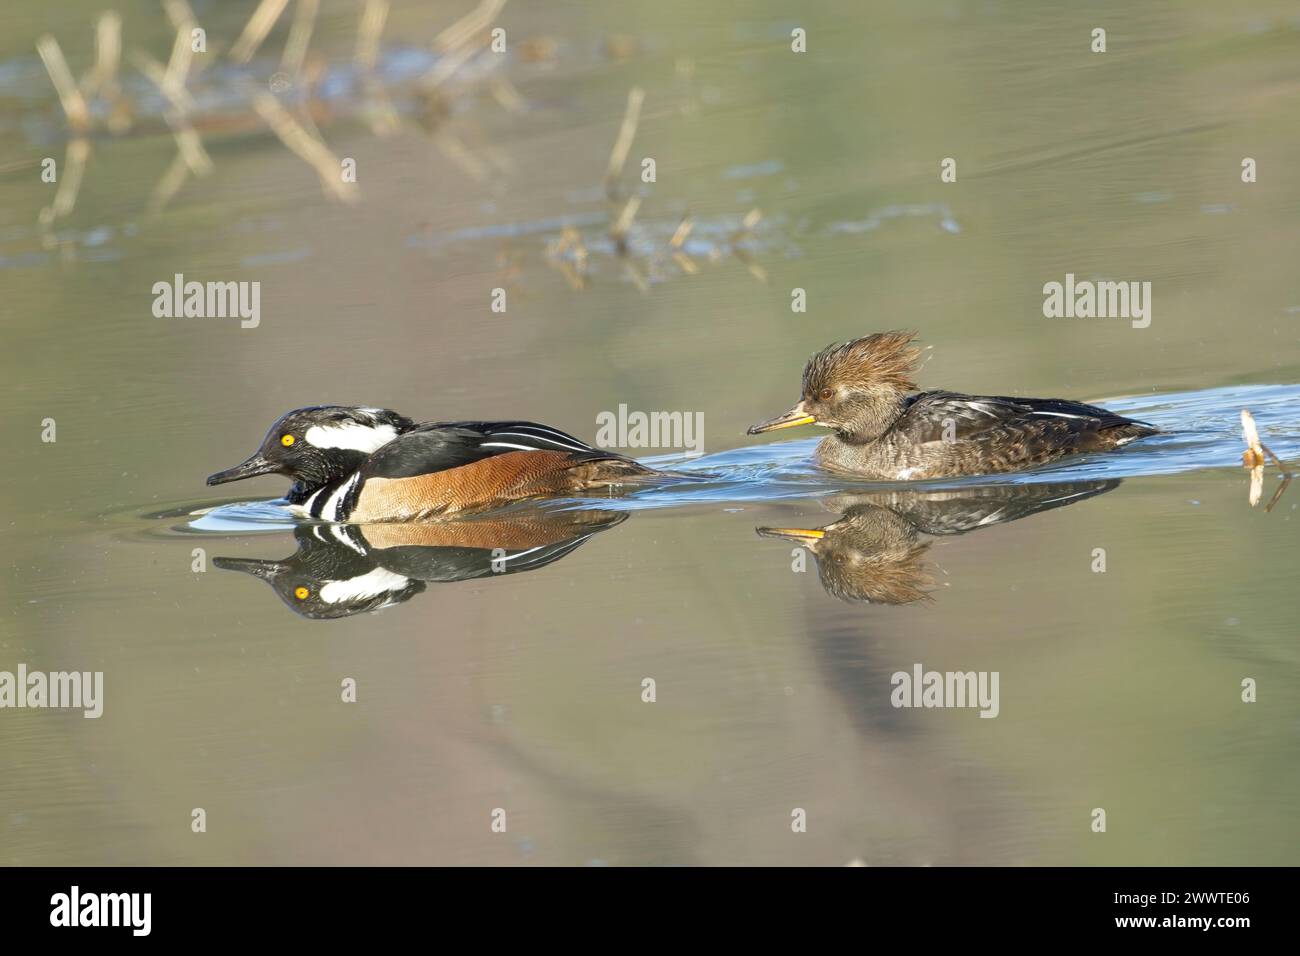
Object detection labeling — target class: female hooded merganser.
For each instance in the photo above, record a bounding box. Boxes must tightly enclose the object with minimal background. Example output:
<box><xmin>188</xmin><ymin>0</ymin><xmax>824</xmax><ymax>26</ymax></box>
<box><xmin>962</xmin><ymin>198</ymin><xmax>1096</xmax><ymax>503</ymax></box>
<box><xmin>206</xmin><ymin>405</ymin><xmax>671</xmax><ymax>521</ymax></box>
<box><xmin>757</xmin><ymin>481</ymin><xmax>1118</xmax><ymax>604</ymax></box>
<box><xmin>747</xmin><ymin>331</ymin><xmax>1158</xmax><ymax>479</ymax></box>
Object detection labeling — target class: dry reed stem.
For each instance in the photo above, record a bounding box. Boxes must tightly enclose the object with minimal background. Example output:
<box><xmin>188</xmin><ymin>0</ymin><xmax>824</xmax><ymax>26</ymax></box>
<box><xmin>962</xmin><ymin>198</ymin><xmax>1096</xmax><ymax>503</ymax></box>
<box><xmin>132</xmin><ymin>50</ymin><xmax>212</xmax><ymax>176</ymax></box>
<box><xmin>609</xmin><ymin>194</ymin><xmax>641</xmax><ymax>249</ymax></box>
<box><xmin>148</xmin><ymin>152</ymin><xmax>191</xmax><ymax>213</ymax></box>
<box><xmin>433</xmin><ymin>130</ymin><xmax>490</xmax><ymax>182</ymax></box>
<box><xmin>229</xmin><ymin>0</ymin><xmax>291</xmax><ymax>64</ymax></box>
<box><xmin>604</xmin><ymin>86</ymin><xmax>644</xmax><ymax>195</ymax></box>
<box><xmin>36</xmin><ymin>35</ymin><xmax>91</xmax><ymax>134</ymax></box>
<box><xmin>250</xmin><ymin>88</ymin><xmax>358</xmax><ymax>202</ymax></box>
<box><xmin>356</xmin><ymin>0</ymin><xmax>400</xmax><ymax>135</ymax></box>
<box><xmin>281</xmin><ymin>0</ymin><xmax>319</xmax><ymax>77</ymax></box>
<box><xmin>433</xmin><ymin>0</ymin><xmax>508</xmax><ymax>53</ymax></box>
<box><xmin>49</xmin><ymin>138</ymin><xmax>90</xmax><ymax>219</ymax></box>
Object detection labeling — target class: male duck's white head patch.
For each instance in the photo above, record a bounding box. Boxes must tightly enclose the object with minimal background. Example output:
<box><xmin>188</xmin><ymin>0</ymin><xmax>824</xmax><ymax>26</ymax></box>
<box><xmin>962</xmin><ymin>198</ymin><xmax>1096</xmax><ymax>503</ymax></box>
<box><xmin>319</xmin><ymin>567</ymin><xmax>412</xmax><ymax>604</ymax></box>
<box><xmin>304</xmin><ymin>421</ymin><xmax>398</xmax><ymax>454</ymax></box>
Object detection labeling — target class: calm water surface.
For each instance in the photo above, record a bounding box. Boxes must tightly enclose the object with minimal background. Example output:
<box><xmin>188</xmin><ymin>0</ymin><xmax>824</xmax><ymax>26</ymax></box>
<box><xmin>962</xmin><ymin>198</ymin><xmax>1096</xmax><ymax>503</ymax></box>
<box><xmin>2</xmin><ymin>0</ymin><xmax>1298</xmax><ymax>865</ymax></box>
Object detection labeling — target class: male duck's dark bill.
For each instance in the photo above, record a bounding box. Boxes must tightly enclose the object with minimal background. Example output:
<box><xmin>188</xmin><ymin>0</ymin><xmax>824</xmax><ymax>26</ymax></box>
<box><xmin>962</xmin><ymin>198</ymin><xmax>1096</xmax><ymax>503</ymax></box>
<box><xmin>207</xmin><ymin>454</ymin><xmax>279</xmax><ymax>486</ymax></box>
<box><xmin>747</xmin><ymin>401</ymin><xmax>816</xmax><ymax>435</ymax></box>
<box><xmin>210</xmin><ymin>556</ymin><xmax>291</xmax><ymax>579</ymax></box>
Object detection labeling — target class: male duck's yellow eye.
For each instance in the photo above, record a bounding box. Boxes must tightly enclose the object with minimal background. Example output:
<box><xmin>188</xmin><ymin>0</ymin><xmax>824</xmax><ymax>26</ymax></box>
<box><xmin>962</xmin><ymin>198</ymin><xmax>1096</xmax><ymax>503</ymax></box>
<box><xmin>281</xmin><ymin>434</ymin><xmax>295</xmax><ymax>446</ymax></box>
<box><xmin>294</xmin><ymin>586</ymin><xmax>309</xmax><ymax>600</ymax></box>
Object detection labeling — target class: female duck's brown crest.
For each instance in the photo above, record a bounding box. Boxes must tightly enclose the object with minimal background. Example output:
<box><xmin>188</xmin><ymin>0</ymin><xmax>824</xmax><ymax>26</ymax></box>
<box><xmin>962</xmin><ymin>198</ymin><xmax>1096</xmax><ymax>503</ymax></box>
<box><xmin>803</xmin><ymin>330</ymin><xmax>923</xmax><ymax>395</ymax></box>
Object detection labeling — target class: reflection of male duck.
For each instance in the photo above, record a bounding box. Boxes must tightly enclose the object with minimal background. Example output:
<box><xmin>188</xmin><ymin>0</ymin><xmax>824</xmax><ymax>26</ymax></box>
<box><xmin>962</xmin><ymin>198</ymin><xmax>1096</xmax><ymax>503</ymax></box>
<box><xmin>214</xmin><ymin>508</ymin><xmax>627</xmax><ymax>620</ymax></box>
<box><xmin>757</xmin><ymin>480</ymin><xmax>1119</xmax><ymax>605</ymax></box>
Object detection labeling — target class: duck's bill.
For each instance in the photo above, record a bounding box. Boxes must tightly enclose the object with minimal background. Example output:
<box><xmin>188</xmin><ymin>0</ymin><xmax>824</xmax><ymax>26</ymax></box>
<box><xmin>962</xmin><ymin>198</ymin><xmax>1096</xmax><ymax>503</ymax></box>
<box><xmin>756</xmin><ymin>526</ymin><xmax>826</xmax><ymax>542</ymax></box>
<box><xmin>746</xmin><ymin>403</ymin><xmax>816</xmax><ymax>434</ymax></box>
<box><xmin>211</xmin><ymin>556</ymin><xmax>290</xmax><ymax>579</ymax></box>
<box><xmin>206</xmin><ymin>454</ymin><xmax>277</xmax><ymax>486</ymax></box>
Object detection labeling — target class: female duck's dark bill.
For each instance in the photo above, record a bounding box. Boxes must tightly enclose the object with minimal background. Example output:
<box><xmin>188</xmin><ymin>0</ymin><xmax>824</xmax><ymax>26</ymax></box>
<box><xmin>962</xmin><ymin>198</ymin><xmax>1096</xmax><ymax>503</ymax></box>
<box><xmin>206</xmin><ymin>454</ymin><xmax>278</xmax><ymax>486</ymax></box>
<box><xmin>747</xmin><ymin>401</ymin><xmax>816</xmax><ymax>435</ymax></box>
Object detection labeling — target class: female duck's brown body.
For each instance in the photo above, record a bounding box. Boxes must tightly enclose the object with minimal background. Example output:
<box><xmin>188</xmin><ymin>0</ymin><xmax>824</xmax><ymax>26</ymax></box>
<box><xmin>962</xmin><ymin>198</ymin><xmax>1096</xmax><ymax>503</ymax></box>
<box><xmin>748</xmin><ymin>331</ymin><xmax>1158</xmax><ymax>479</ymax></box>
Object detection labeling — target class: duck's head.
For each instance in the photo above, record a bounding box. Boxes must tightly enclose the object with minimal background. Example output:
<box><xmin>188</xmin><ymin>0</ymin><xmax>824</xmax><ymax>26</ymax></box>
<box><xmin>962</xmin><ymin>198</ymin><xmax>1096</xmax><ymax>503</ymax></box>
<box><xmin>757</xmin><ymin>504</ymin><xmax>933</xmax><ymax>605</ymax></box>
<box><xmin>747</xmin><ymin>331</ymin><xmax>923</xmax><ymax>440</ymax></box>
<box><xmin>213</xmin><ymin>525</ymin><xmax>425</xmax><ymax>620</ymax></box>
<box><xmin>206</xmin><ymin>405</ymin><xmax>414</xmax><ymax>493</ymax></box>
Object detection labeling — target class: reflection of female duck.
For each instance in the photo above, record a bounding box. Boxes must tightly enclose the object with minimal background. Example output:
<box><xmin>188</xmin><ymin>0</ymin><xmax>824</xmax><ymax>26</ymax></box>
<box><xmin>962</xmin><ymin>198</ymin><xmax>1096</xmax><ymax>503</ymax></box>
<box><xmin>214</xmin><ymin>508</ymin><xmax>626</xmax><ymax>620</ymax></box>
<box><xmin>757</xmin><ymin>481</ymin><xmax>1118</xmax><ymax>605</ymax></box>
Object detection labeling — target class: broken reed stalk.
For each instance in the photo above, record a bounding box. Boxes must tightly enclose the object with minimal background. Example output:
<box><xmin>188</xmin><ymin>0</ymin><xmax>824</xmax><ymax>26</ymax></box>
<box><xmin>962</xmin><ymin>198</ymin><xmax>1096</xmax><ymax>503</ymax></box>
<box><xmin>433</xmin><ymin>0</ymin><xmax>508</xmax><ymax>53</ymax></box>
<box><xmin>729</xmin><ymin>208</ymin><xmax>767</xmax><ymax>282</ymax></box>
<box><xmin>604</xmin><ymin>86</ymin><xmax>644</xmax><ymax>197</ymax></box>
<box><xmin>1241</xmin><ymin>408</ymin><xmax>1293</xmax><ymax>511</ymax></box>
<box><xmin>281</xmin><ymin>0</ymin><xmax>320</xmax><ymax>77</ymax></box>
<box><xmin>163</xmin><ymin>18</ymin><xmax>195</xmax><ymax>94</ymax></box>
<box><xmin>36</xmin><ymin>35</ymin><xmax>91</xmax><ymax>134</ymax></box>
<box><xmin>36</xmin><ymin>34</ymin><xmax>93</xmax><ymax>222</ymax></box>
<box><xmin>423</xmin><ymin>34</ymin><xmax>483</xmax><ymax>89</ymax></box>
<box><xmin>229</xmin><ymin>0</ymin><xmax>291</xmax><ymax>64</ymax></box>
<box><xmin>356</xmin><ymin>0</ymin><xmax>387</xmax><ymax>70</ymax></box>
<box><xmin>488</xmin><ymin>75</ymin><xmax>526</xmax><ymax>113</ymax></box>
<box><xmin>50</xmin><ymin>138</ymin><xmax>90</xmax><ymax>219</ymax></box>
<box><xmin>84</xmin><ymin>13</ymin><xmax>130</xmax><ymax>134</ymax></box>
<box><xmin>610</xmin><ymin>194</ymin><xmax>642</xmax><ymax>252</ymax></box>
<box><xmin>132</xmin><ymin>50</ymin><xmax>213</xmax><ymax>177</ymax></box>
<box><xmin>669</xmin><ymin>214</ymin><xmax>693</xmax><ymax>249</ymax></box>
<box><xmin>356</xmin><ymin>0</ymin><xmax>400</xmax><ymax>135</ymax></box>
<box><xmin>81</xmin><ymin>12</ymin><xmax>121</xmax><ymax>97</ymax></box>
<box><xmin>132</xmin><ymin>52</ymin><xmax>197</xmax><ymax>114</ymax></box>
<box><xmin>162</xmin><ymin>0</ymin><xmax>197</xmax><ymax>30</ymax></box>
<box><xmin>250</xmin><ymin>88</ymin><xmax>358</xmax><ymax>202</ymax></box>
<box><xmin>433</xmin><ymin>130</ymin><xmax>490</xmax><ymax>182</ymax></box>
<box><xmin>148</xmin><ymin>152</ymin><xmax>191</xmax><ymax>213</ymax></box>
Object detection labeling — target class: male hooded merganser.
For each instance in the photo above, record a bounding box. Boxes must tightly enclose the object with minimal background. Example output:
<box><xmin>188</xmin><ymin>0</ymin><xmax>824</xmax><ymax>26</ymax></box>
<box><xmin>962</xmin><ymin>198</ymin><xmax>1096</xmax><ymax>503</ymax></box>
<box><xmin>746</xmin><ymin>331</ymin><xmax>1158</xmax><ymax>478</ymax></box>
<box><xmin>206</xmin><ymin>405</ymin><xmax>672</xmax><ymax>521</ymax></box>
<box><xmin>214</xmin><ymin>508</ymin><xmax>627</xmax><ymax>619</ymax></box>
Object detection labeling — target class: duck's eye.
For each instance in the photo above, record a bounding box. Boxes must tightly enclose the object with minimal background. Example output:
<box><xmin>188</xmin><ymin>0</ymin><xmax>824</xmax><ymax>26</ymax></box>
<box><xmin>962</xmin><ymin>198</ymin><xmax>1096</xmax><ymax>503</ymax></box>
<box><xmin>293</xmin><ymin>586</ymin><xmax>309</xmax><ymax>600</ymax></box>
<box><xmin>818</xmin><ymin>388</ymin><xmax>834</xmax><ymax>401</ymax></box>
<box><xmin>281</xmin><ymin>434</ymin><xmax>295</xmax><ymax>447</ymax></box>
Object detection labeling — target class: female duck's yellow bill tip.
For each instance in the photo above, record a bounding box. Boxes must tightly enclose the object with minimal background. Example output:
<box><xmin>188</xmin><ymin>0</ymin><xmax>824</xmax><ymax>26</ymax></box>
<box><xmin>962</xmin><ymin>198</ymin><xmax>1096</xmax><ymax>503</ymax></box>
<box><xmin>756</xmin><ymin>527</ymin><xmax>826</xmax><ymax>541</ymax></box>
<box><xmin>746</xmin><ymin>407</ymin><xmax>817</xmax><ymax>434</ymax></box>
